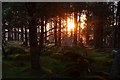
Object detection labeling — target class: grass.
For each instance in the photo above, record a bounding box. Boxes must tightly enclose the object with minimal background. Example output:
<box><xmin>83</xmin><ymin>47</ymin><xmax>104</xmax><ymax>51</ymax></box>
<box><xmin>2</xmin><ymin>54</ymin><xmax>31</xmax><ymax>78</ymax></box>
<box><xmin>87</xmin><ymin>49</ymin><xmax>112</xmax><ymax>73</ymax></box>
<box><xmin>2</xmin><ymin>43</ymin><xmax>115</xmax><ymax>79</ymax></box>
<box><xmin>41</xmin><ymin>56</ymin><xmax>66</xmax><ymax>74</ymax></box>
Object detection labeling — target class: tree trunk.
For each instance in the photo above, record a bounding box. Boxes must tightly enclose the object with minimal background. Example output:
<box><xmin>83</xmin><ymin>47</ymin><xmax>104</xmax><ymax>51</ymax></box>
<box><xmin>94</xmin><ymin>16</ymin><xmax>103</xmax><ymax>48</ymax></box>
<box><xmin>11</xmin><ymin>28</ymin><xmax>13</xmax><ymax>40</ymax></box>
<box><xmin>24</xmin><ymin>26</ymin><xmax>28</xmax><ymax>46</ymax></box>
<box><xmin>44</xmin><ymin>18</ymin><xmax>47</xmax><ymax>43</ymax></box>
<box><xmin>27</xmin><ymin>3</ymin><xmax>40</xmax><ymax>70</ymax></box>
<box><xmin>79</xmin><ymin>21</ymin><xmax>81</xmax><ymax>41</ymax></box>
<box><xmin>2</xmin><ymin>22</ymin><xmax>6</xmax><ymax>41</ymax></box>
<box><xmin>113</xmin><ymin>3</ymin><xmax>118</xmax><ymax>48</ymax></box>
<box><xmin>8</xmin><ymin>28</ymin><xmax>12</xmax><ymax>41</ymax></box>
<box><xmin>118</xmin><ymin>27</ymin><xmax>120</xmax><ymax>48</ymax></box>
<box><xmin>114</xmin><ymin>26</ymin><xmax>117</xmax><ymax>48</ymax></box>
<box><xmin>39</xmin><ymin>16</ymin><xmax>44</xmax><ymax>49</ymax></box>
<box><xmin>117</xmin><ymin>2</ymin><xmax>120</xmax><ymax>48</ymax></box>
<box><xmin>54</xmin><ymin>20</ymin><xmax>57</xmax><ymax>46</ymax></box>
<box><xmin>21</xmin><ymin>27</ymin><xmax>24</xmax><ymax>42</ymax></box>
<box><xmin>66</xmin><ymin>18</ymin><xmax>68</xmax><ymax>37</ymax></box>
<box><xmin>86</xmin><ymin>26</ymin><xmax>89</xmax><ymax>46</ymax></box>
<box><xmin>17</xmin><ymin>28</ymin><xmax>19</xmax><ymax>41</ymax></box>
<box><xmin>14</xmin><ymin>28</ymin><xmax>17</xmax><ymax>41</ymax></box>
<box><xmin>58</xmin><ymin>18</ymin><xmax>61</xmax><ymax>46</ymax></box>
<box><xmin>29</xmin><ymin>18</ymin><xmax>40</xmax><ymax>70</ymax></box>
<box><xmin>113</xmin><ymin>5</ymin><xmax>117</xmax><ymax>48</ymax></box>
<box><xmin>74</xmin><ymin>12</ymin><xmax>78</xmax><ymax>46</ymax></box>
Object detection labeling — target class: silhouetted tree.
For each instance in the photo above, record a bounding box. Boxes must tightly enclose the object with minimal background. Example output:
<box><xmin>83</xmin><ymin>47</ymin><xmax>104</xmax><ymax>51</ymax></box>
<box><xmin>26</xmin><ymin>2</ymin><xmax>40</xmax><ymax>70</ymax></box>
<box><xmin>58</xmin><ymin>18</ymin><xmax>61</xmax><ymax>46</ymax></box>
<box><xmin>54</xmin><ymin>19</ymin><xmax>58</xmax><ymax>46</ymax></box>
<box><xmin>91</xmin><ymin>3</ymin><xmax>111</xmax><ymax>48</ymax></box>
<box><xmin>116</xmin><ymin>1</ymin><xmax>120</xmax><ymax>48</ymax></box>
<box><xmin>74</xmin><ymin>12</ymin><xmax>78</xmax><ymax>45</ymax></box>
<box><xmin>39</xmin><ymin>16</ymin><xmax>44</xmax><ymax>49</ymax></box>
<box><xmin>24</xmin><ymin>25</ymin><xmax>28</xmax><ymax>46</ymax></box>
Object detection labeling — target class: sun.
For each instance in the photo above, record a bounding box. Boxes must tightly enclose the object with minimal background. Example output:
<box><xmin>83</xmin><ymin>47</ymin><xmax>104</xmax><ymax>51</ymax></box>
<box><xmin>67</xmin><ymin>13</ymin><xmax>87</xmax><ymax>32</ymax></box>
<box><xmin>67</xmin><ymin>17</ymin><xmax>74</xmax><ymax>31</ymax></box>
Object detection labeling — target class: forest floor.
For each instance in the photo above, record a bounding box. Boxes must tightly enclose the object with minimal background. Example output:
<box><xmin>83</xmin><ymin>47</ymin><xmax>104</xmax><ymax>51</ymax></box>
<box><xmin>2</xmin><ymin>41</ymin><xmax>119</xmax><ymax>80</ymax></box>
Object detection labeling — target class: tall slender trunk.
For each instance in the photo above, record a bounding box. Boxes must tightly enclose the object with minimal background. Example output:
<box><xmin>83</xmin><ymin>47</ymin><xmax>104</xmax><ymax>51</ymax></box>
<box><xmin>70</xmin><ymin>30</ymin><xmax>73</xmax><ymax>37</ymax></box>
<box><xmin>29</xmin><ymin>18</ymin><xmax>40</xmax><ymax>70</ymax></box>
<box><xmin>3</xmin><ymin>31</ymin><xmax>5</xmax><ymax>41</ymax></box>
<box><xmin>14</xmin><ymin>28</ymin><xmax>17</xmax><ymax>41</ymax></box>
<box><xmin>2</xmin><ymin>22</ymin><xmax>6</xmax><ymax>41</ymax></box>
<box><xmin>74</xmin><ymin>12</ymin><xmax>78</xmax><ymax>45</ymax></box>
<box><xmin>21</xmin><ymin>27</ymin><xmax>24</xmax><ymax>42</ymax></box>
<box><xmin>94</xmin><ymin>16</ymin><xmax>103</xmax><ymax>48</ymax></box>
<box><xmin>86</xmin><ymin>27</ymin><xmax>89</xmax><ymax>46</ymax></box>
<box><xmin>27</xmin><ymin>3</ymin><xmax>40</xmax><ymax>70</ymax></box>
<box><xmin>44</xmin><ymin>18</ymin><xmax>47</xmax><ymax>43</ymax></box>
<box><xmin>113</xmin><ymin>25</ymin><xmax>117</xmax><ymax>48</ymax></box>
<box><xmin>117</xmin><ymin>2</ymin><xmax>120</xmax><ymax>48</ymax></box>
<box><xmin>58</xmin><ymin>18</ymin><xmax>61</xmax><ymax>46</ymax></box>
<box><xmin>118</xmin><ymin>27</ymin><xmax>120</xmax><ymax>48</ymax></box>
<box><xmin>24</xmin><ymin>26</ymin><xmax>28</xmax><ymax>46</ymax></box>
<box><xmin>11</xmin><ymin>28</ymin><xmax>14</xmax><ymax>40</ymax></box>
<box><xmin>54</xmin><ymin>20</ymin><xmax>57</xmax><ymax>46</ymax></box>
<box><xmin>8</xmin><ymin>28</ymin><xmax>11</xmax><ymax>41</ymax></box>
<box><xmin>39</xmin><ymin>16</ymin><xmax>44</xmax><ymax>49</ymax></box>
<box><xmin>86</xmin><ymin>24</ymin><xmax>90</xmax><ymax>46</ymax></box>
<box><xmin>66</xmin><ymin>18</ymin><xmax>68</xmax><ymax>37</ymax></box>
<box><xmin>79</xmin><ymin>15</ymin><xmax>81</xmax><ymax>41</ymax></box>
<box><xmin>17</xmin><ymin>28</ymin><xmax>19</xmax><ymax>41</ymax></box>
<box><xmin>113</xmin><ymin>4</ymin><xmax>116</xmax><ymax>48</ymax></box>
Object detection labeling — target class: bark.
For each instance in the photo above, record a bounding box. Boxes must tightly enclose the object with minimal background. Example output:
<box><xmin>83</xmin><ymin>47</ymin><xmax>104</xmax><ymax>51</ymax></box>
<box><xmin>113</xmin><ymin>4</ymin><xmax>117</xmax><ymax>48</ymax></box>
<box><xmin>8</xmin><ymin>28</ymin><xmax>12</xmax><ymax>41</ymax></box>
<box><xmin>86</xmin><ymin>27</ymin><xmax>89</xmax><ymax>46</ymax></box>
<box><xmin>66</xmin><ymin>18</ymin><xmax>68</xmax><ymax>36</ymax></box>
<box><xmin>94</xmin><ymin>16</ymin><xmax>103</xmax><ymax>48</ymax></box>
<box><xmin>54</xmin><ymin>20</ymin><xmax>57</xmax><ymax>46</ymax></box>
<box><xmin>113</xmin><ymin>2</ymin><xmax>119</xmax><ymax>48</ymax></box>
<box><xmin>24</xmin><ymin>26</ymin><xmax>28</xmax><ymax>46</ymax></box>
<box><xmin>44</xmin><ymin>18</ymin><xmax>47</xmax><ymax>43</ymax></box>
<box><xmin>29</xmin><ymin>18</ymin><xmax>40</xmax><ymax>70</ymax></box>
<box><xmin>21</xmin><ymin>27</ymin><xmax>24</xmax><ymax>42</ymax></box>
<box><xmin>118</xmin><ymin>27</ymin><xmax>120</xmax><ymax>48</ymax></box>
<box><xmin>58</xmin><ymin>18</ymin><xmax>61</xmax><ymax>46</ymax></box>
<box><xmin>11</xmin><ymin>28</ymin><xmax>13</xmax><ymax>40</ymax></box>
<box><xmin>14</xmin><ymin>28</ymin><xmax>17</xmax><ymax>41</ymax></box>
<box><xmin>39</xmin><ymin>16</ymin><xmax>44</xmax><ymax>49</ymax></box>
<box><xmin>114</xmin><ymin>26</ymin><xmax>117</xmax><ymax>48</ymax></box>
<box><xmin>117</xmin><ymin>2</ymin><xmax>120</xmax><ymax>48</ymax></box>
<box><xmin>27</xmin><ymin>3</ymin><xmax>40</xmax><ymax>70</ymax></box>
<box><xmin>86</xmin><ymin>25</ymin><xmax>90</xmax><ymax>46</ymax></box>
<box><xmin>17</xmin><ymin>28</ymin><xmax>19</xmax><ymax>41</ymax></box>
<box><xmin>74</xmin><ymin>12</ymin><xmax>78</xmax><ymax>45</ymax></box>
<box><xmin>2</xmin><ymin>39</ymin><xmax>7</xmax><ymax>58</ymax></box>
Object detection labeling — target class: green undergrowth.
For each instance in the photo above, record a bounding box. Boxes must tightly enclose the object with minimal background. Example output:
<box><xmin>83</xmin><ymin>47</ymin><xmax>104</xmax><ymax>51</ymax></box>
<box><xmin>5</xmin><ymin>41</ymin><xmax>29</xmax><ymax>53</ymax></box>
<box><xmin>2</xmin><ymin>44</ymin><xmax>114</xmax><ymax>79</ymax></box>
<box><xmin>87</xmin><ymin>49</ymin><xmax>112</xmax><ymax>73</ymax></box>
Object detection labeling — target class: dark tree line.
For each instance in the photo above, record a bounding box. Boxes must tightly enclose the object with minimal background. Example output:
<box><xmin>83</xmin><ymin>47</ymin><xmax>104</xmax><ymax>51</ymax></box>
<box><xmin>114</xmin><ymin>2</ymin><xmax>120</xmax><ymax>48</ymax></box>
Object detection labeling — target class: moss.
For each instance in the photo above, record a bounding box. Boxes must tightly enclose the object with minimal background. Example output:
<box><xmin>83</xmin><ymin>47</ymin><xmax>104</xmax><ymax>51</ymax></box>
<box><xmin>2</xmin><ymin>46</ymin><xmax>114</xmax><ymax>79</ymax></box>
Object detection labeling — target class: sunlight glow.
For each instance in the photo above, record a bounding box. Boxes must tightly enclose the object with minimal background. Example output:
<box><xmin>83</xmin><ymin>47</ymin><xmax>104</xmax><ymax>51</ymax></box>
<box><xmin>67</xmin><ymin>13</ymin><xmax>87</xmax><ymax>32</ymax></box>
<box><xmin>67</xmin><ymin>17</ymin><xmax>74</xmax><ymax>31</ymax></box>
<box><xmin>80</xmin><ymin>14</ymin><xmax>87</xmax><ymax>29</ymax></box>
